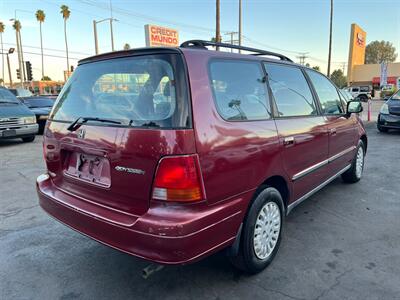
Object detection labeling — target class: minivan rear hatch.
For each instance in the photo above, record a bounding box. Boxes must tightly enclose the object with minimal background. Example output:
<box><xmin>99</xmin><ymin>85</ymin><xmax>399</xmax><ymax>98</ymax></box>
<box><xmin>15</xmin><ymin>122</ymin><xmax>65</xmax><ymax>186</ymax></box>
<box><xmin>44</xmin><ymin>50</ymin><xmax>194</xmax><ymax>216</ymax></box>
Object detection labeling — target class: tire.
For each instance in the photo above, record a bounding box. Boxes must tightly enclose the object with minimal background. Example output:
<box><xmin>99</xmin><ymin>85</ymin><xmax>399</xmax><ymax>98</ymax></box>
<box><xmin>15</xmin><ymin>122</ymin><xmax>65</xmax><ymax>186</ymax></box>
<box><xmin>377</xmin><ymin>125</ymin><xmax>388</xmax><ymax>133</ymax></box>
<box><xmin>22</xmin><ymin>136</ymin><xmax>35</xmax><ymax>143</ymax></box>
<box><xmin>229</xmin><ymin>186</ymin><xmax>284</xmax><ymax>274</ymax></box>
<box><xmin>359</xmin><ymin>95</ymin><xmax>368</xmax><ymax>102</ymax></box>
<box><xmin>341</xmin><ymin>140</ymin><xmax>365</xmax><ymax>183</ymax></box>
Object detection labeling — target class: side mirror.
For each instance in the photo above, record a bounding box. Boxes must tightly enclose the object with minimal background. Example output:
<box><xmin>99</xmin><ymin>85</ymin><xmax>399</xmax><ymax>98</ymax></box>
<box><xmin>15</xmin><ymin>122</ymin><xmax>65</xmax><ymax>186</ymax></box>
<box><xmin>347</xmin><ymin>100</ymin><xmax>363</xmax><ymax>116</ymax></box>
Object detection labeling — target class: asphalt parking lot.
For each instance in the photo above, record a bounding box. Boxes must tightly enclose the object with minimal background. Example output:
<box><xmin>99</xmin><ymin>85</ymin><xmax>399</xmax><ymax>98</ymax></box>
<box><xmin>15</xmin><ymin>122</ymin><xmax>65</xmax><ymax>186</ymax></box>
<box><xmin>1</xmin><ymin>122</ymin><xmax>399</xmax><ymax>300</ymax></box>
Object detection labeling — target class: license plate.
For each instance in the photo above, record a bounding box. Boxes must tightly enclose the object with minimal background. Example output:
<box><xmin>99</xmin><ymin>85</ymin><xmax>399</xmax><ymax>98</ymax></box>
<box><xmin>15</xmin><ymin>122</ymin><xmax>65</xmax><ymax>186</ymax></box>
<box><xmin>64</xmin><ymin>152</ymin><xmax>111</xmax><ymax>187</ymax></box>
<box><xmin>2</xmin><ymin>129</ymin><xmax>16</xmax><ymax>137</ymax></box>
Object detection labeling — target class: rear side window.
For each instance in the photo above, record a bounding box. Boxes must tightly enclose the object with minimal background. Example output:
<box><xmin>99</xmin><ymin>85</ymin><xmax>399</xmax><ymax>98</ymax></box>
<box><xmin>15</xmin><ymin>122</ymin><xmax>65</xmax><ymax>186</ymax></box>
<box><xmin>209</xmin><ymin>60</ymin><xmax>271</xmax><ymax>121</ymax></box>
<box><xmin>50</xmin><ymin>54</ymin><xmax>191</xmax><ymax>128</ymax></box>
<box><xmin>306</xmin><ymin>70</ymin><xmax>344</xmax><ymax>115</ymax></box>
<box><xmin>264</xmin><ymin>63</ymin><xmax>317</xmax><ymax>117</ymax></box>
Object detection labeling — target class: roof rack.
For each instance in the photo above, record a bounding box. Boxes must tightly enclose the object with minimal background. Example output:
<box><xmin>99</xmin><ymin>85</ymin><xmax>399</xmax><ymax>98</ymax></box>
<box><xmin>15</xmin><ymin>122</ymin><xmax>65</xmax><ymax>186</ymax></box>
<box><xmin>180</xmin><ymin>40</ymin><xmax>293</xmax><ymax>62</ymax></box>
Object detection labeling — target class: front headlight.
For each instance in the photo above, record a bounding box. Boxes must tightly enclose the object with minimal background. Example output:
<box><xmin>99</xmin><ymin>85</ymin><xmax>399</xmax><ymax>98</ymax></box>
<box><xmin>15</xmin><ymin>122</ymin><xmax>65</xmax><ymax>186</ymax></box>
<box><xmin>22</xmin><ymin>116</ymin><xmax>37</xmax><ymax>124</ymax></box>
<box><xmin>380</xmin><ymin>103</ymin><xmax>389</xmax><ymax>114</ymax></box>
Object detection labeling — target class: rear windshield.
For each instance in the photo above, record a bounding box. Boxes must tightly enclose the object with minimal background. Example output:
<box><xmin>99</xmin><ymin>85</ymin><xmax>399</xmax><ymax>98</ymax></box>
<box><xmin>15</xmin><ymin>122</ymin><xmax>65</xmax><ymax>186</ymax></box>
<box><xmin>50</xmin><ymin>53</ymin><xmax>191</xmax><ymax>128</ymax></box>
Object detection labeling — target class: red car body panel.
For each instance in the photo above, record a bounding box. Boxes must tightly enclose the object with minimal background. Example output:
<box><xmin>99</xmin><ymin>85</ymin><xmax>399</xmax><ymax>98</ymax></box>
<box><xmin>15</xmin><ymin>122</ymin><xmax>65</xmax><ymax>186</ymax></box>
<box><xmin>36</xmin><ymin>47</ymin><xmax>367</xmax><ymax>265</ymax></box>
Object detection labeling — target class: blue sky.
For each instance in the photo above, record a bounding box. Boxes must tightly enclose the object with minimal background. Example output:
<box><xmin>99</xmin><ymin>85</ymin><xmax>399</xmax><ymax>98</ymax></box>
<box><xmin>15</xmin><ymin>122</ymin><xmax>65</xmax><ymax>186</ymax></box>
<box><xmin>0</xmin><ymin>0</ymin><xmax>399</xmax><ymax>81</ymax></box>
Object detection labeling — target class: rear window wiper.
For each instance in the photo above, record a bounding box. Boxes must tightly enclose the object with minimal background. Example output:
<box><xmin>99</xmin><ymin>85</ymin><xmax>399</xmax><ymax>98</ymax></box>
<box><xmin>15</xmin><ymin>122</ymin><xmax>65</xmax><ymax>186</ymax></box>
<box><xmin>67</xmin><ymin>117</ymin><xmax>122</xmax><ymax>131</ymax></box>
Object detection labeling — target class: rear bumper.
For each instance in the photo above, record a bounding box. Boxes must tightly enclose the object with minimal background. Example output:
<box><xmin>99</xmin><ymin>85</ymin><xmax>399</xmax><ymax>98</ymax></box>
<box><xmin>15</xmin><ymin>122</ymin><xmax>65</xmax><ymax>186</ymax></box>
<box><xmin>377</xmin><ymin>113</ymin><xmax>400</xmax><ymax>129</ymax></box>
<box><xmin>36</xmin><ymin>174</ymin><xmax>247</xmax><ymax>265</ymax></box>
<box><xmin>0</xmin><ymin>124</ymin><xmax>38</xmax><ymax>139</ymax></box>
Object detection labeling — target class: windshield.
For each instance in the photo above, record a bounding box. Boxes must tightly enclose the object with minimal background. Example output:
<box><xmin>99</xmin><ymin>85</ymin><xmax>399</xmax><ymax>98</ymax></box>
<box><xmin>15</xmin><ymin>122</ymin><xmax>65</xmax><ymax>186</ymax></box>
<box><xmin>391</xmin><ymin>89</ymin><xmax>400</xmax><ymax>100</ymax></box>
<box><xmin>0</xmin><ymin>89</ymin><xmax>20</xmax><ymax>103</ymax></box>
<box><xmin>23</xmin><ymin>98</ymin><xmax>55</xmax><ymax>108</ymax></box>
<box><xmin>50</xmin><ymin>54</ymin><xmax>190</xmax><ymax>128</ymax></box>
<box><xmin>16</xmin><ymin>88</ymin><xmax>34</xmax><ymax>97</ymax></box>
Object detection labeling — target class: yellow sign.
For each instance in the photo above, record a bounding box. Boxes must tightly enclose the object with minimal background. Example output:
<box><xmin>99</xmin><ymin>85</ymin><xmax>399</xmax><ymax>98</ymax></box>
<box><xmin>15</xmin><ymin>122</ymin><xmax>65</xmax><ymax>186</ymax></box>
<box><xmin>347</xmin><ymin>23</ymin><xmax>367</xmax><ymax>84</ymax></box>
<box><xmin>145</xmin><ymin>24</ymin><xmax>179</xmax><ymax>47</ymax></box>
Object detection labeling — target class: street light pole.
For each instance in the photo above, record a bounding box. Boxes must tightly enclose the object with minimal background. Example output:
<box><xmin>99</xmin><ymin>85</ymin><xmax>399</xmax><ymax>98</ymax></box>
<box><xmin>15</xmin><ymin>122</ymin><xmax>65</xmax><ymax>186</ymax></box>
<box><xmin>93</xmin><ymin>20</ymin><xmax>99</xmax><ymax>54</ymax></box>
<box><xmin>110</xmin><ymin>18</ymin><xmax>114</xmax><ymax>51</ymax></box>
<box><xmin>6</xmin><ymin>53</ymin><xmax>12</xmax><ymax>87</ymax></box>
<box><xmin>93</xmin><ymin>17</ymin><xmax>118</xmax><ymax>54</ymax></box>
<box><xmin>238</xmin><ymin>0</ymin><xmax>242</xmax><ymax>53</ymax></box>
<box><xmin>216</xmin><ymin>0</ymin><xmax>220</xmax><ymax>51</ymax></box>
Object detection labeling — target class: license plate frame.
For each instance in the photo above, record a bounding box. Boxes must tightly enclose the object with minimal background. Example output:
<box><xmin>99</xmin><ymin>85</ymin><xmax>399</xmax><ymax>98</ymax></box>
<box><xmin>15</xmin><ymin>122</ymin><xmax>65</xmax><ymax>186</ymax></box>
<box><xmin>2</xmin><ymin>129</ymin><xmax>17</xmax><ymax>137</ymax></box>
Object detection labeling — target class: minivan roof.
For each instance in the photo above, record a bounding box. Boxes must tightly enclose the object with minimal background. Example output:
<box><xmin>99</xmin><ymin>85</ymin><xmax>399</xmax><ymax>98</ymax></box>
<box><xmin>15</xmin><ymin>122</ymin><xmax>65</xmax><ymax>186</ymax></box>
<box><xmin>78</xmin><ymin>40</ymin><xmax>321</xmax><ymax>73</ymax></box>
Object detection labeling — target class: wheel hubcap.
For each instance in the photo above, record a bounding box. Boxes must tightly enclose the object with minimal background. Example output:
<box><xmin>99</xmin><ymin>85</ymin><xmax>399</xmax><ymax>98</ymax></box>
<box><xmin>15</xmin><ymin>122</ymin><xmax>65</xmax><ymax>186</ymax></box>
<box><xmin>253</xmin><ymin>201</ymin><xmax>281</xmax><ymax>260</ymax></box>
<box><xmin>355</xmin><ymin>147</ymin><xmax>364</xmax><ymax>178</ymax></box>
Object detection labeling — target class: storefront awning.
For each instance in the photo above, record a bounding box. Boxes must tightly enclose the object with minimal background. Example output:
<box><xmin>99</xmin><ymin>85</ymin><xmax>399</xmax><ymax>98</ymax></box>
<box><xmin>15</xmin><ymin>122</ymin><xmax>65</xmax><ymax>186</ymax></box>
<box><xmin>372</xmin><ymin>76</ymin><xmax>397</xmax><ymax>85</ymax></box>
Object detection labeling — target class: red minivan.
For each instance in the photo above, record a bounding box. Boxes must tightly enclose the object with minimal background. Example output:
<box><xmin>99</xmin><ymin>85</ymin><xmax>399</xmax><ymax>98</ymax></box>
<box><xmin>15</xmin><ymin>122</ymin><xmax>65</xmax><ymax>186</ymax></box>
<box><xmin>37</xmin><ymin>40</ymin><xmax>367</xmax><ymax>273</ymax></box>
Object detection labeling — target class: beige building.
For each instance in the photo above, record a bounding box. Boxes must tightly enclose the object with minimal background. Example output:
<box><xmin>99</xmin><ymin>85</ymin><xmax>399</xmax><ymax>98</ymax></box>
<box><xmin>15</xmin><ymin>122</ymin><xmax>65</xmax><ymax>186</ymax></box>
<box><xmin>351</xmin><ymin>63</ymin><xmax>400</xmax><ymax>89</ymax></box>
<box><xmin>347</xmin><ymin>23</ymin><xmax>400</xmax><ymax>90</ymax></box>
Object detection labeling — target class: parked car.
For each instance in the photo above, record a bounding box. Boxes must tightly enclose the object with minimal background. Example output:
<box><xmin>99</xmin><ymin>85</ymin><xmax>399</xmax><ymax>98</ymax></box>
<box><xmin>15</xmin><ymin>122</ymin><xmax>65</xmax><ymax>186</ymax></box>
<box><xmin>20</xmin><ymin>97</ymin><xmax>55</xmax><ymax>133</ymax></box>
<box><xmin>0</xmin><ymin>87</ymin><xmax>38</xmax><ymax>142</ymax></box>
<box><xmin>377</xmin><ymin>89</ymin><xmax>400</xmax><ymax>132</ymax></box>
<box><xmin>344</xmin><ymin>86</ymin><xmax>371</xmax><ymax>102</ymax></box>
<box><xmin>8</xmin><ymin>87</ymin><xmax>35</xmax><ymax>98</ymax></box>
<box><xmin>36</xmin><ymin>40</ymin><xmax>367</xmax><ymax>274</ymax></box>
<box><xmin>340</xmin><ymin>89</ymin><xmax>354</xmax><ymax>102</ymax></box>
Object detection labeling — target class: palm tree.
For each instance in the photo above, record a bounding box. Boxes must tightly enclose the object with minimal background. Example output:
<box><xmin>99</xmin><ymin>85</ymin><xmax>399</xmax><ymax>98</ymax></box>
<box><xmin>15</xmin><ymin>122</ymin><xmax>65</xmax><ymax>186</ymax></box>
<box><xmin>13</xmin><ymin>20</ymin><xmax>23</xmax><ymax>84</ymax></box>
<box><xmin>0</xmin><ymin>22</ymin><xmax>5</xmax><ymax>86</ymax></box>
<box><xmin>35</xmin><ymin>9</ymin><xmax>46</xmax><ymax>80</ymax></box>
<box><xmin>60</xmin><ymin>5</ymin><xmax>70</xmax><ymax>74</ymax></box>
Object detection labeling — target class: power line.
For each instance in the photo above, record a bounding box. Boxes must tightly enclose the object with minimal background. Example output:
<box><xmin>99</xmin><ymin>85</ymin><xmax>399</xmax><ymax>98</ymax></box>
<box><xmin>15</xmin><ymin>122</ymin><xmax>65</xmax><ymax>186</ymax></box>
<box><xmin>76</xmin><ymin>0</ymin><xmax>230</xmax><ymax>35</ymax></box>
<box><xmin>3</xmin><ymin>42</ymin><xmax>90</xmax><ymax>56</ymax></box>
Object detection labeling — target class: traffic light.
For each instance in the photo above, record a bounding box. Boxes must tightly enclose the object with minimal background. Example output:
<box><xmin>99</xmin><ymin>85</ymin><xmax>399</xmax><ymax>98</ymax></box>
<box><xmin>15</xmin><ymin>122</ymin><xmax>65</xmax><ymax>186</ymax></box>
<box><xmin>26</xmin><ymin>61</ymin><xmax>33</xmax><ymax>81</ymax></box>
<box><xmin>16</xmin><ymin>69</ymin><xmax>20</xmax><ymax>80</ymax></box>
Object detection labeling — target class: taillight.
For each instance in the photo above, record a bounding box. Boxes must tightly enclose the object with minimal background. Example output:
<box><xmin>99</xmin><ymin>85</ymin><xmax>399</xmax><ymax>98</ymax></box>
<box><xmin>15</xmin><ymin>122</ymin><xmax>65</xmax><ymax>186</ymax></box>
<box><xmin>152</xmin><ymin>154</ymin><xmax>205</xmax><ymax>202</ymax></box>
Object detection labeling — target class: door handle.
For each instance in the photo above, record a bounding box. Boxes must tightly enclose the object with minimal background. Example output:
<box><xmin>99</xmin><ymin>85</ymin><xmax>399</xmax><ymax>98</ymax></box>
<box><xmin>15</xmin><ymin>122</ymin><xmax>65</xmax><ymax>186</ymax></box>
<box><xmin>283</xmin><ymin>136</ymin><xmax>295</xmax><ymax>147</ymax></box>
<box><xmin>329</xmin><ymin>128</ymin><xmax>337</xmax><ymax>136</ymax></box>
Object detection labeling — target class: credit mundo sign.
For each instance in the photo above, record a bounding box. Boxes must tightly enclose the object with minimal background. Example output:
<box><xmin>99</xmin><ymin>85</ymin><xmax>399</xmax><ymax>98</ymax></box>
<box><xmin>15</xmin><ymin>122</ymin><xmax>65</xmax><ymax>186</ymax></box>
<box><xmin>145</xmin><ymin>24</ymin><xmax>179</xmax><ymax>47</ymax></box>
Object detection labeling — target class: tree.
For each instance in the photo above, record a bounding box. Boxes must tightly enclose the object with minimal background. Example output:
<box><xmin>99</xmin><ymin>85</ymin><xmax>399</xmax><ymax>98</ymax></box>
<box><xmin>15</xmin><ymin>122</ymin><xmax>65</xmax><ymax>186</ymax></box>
<box><xmin>35</xmin><ymin>9</ymin><xmax>46</xmax><ymax>80</ymax></box>
<box><xmin>365</xmin><ymin>40</ymin><xmax>397</xmax><ymax>64</ymax></box>
<box><xmin>41</xmin><ymin>75</ymin><xmax>51</xmax><ymax>81</ymax></box>
<box><xmin>60</xmin><ymin>5</ymin><xmax>70</xmax><ymax>73</ymax></box>
<box><xmin>0</xmin><ymin>22</ymin><xmax>4</xmax><ymax>86</ymax></box>
<box><xmin>330</xmin><ymin>69</ymin><xmax>347</xmax><ymax>88</ymax></box>
<box><xmin>123</xmin><ymin>43</ymin><xmax>130</xmax><ymax>50</ymax></box>
<box><xmin>312</xmin><ymin>66</ymin><xmax>320</xmax><ymax>71</ymax></box>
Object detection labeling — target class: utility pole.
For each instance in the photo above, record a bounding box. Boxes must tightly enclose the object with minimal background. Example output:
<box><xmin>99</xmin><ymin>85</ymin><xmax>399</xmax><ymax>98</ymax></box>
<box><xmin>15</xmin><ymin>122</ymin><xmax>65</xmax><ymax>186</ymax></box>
<box><xmin>224</xmin><ymin>32</ymin><xmax>239</xmax><ymax>52</ymax></box>
<box><xmin>216</xmin><ymin>0</ymin><xmax>220</xmax><ymax>51</ymax></box>
<box><xmin>327</xmin><ymin>0</ymin><xmax>333</xmax><ymax>77</ymax></box>
<box><xmin>296</xmin><ymin>52</ymin><xmax>309</xmax><ymax>65</ymax></box>
<box><xmin>341</xmin><ymin>62</ymin><xmax>346</xmax><ymax>74</ymax></box>
<box><xmin>238</xmin><ymin>0</ymin><xmax>242</xmax><ymax>53</ymax></box>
